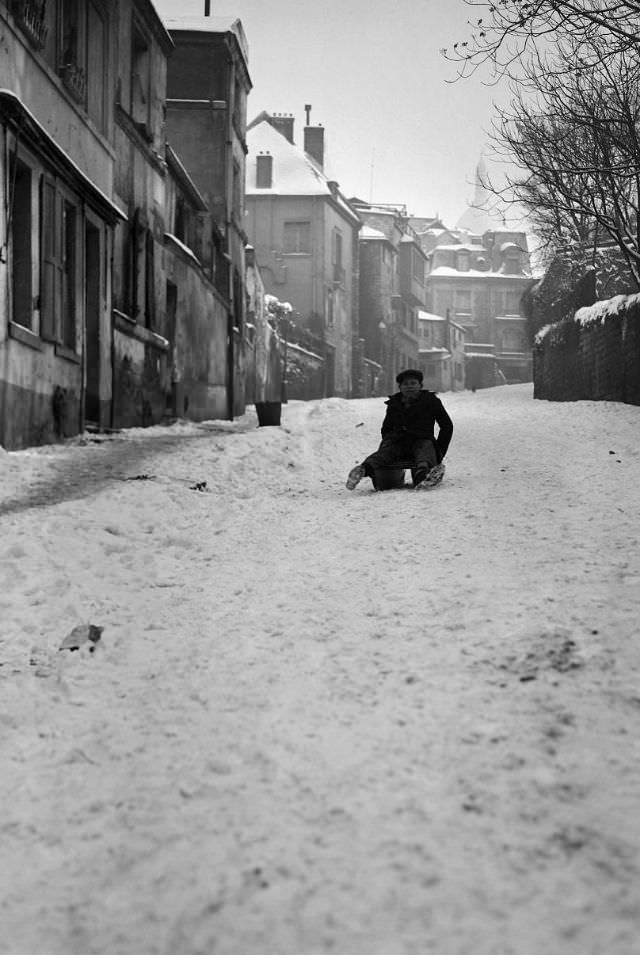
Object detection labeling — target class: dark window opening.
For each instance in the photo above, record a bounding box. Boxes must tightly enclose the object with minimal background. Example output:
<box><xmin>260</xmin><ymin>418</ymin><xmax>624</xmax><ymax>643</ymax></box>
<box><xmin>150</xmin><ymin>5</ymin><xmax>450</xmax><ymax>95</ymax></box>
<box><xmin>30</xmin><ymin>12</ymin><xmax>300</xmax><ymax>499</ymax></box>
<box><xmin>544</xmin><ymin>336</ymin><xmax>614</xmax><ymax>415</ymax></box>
<box><xmin>9</xmin><ymin>156</ymin><xmax>33</xmax><ymax>330</ymax></box>
<box><xmin>131</xmin><ymin>21</ymin><xmax>150</xmax><ymax>135</ymax></box>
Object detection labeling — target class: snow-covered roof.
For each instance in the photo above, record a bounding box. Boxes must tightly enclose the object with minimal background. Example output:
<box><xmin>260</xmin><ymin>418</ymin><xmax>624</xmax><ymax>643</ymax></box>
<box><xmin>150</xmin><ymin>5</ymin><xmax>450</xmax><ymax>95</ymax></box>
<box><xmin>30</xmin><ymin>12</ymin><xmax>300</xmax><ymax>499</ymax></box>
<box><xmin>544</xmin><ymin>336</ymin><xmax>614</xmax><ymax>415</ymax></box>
<box><xmin>433</xmin><ymin>244</ymin><xmax>477</xmax><ymax>253</ymax></box>
<box><xmin>418</xmin><ymin>346</ymin><xmax>450</xmax><ymax>356</ymax></box>
<box><xmin>360</xmin><ymin>225</ymin><xmax>388</xmax><ymax>241</ymax></box>
<box><xmin>418</xmin><ymin>310</ymin><xmax>446</xmax><ymax>322</ymax></box>
<box><xmin>429</xmin><ymin>267</ymin><xmax>531</xmax><ymax>280</ymax></box>
<box><xmin>163</xmin><ymin>16</ymin><xmax>249</xmax><ymax>64</ymax></box>
<box><xmin>246</xmin><ymin>121</ymin><xmax>359</xmax><ymax>224</ymax></box>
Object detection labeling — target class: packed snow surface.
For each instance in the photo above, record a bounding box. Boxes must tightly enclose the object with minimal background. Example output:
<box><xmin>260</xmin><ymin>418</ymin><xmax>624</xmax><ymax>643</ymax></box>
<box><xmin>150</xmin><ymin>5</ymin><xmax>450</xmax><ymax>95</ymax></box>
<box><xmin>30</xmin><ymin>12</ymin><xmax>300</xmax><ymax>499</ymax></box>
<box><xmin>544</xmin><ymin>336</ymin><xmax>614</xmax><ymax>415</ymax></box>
<box><xmin>1</xmin><ymin>384</ymin><xmax>639</xmax><ymax>955</ymax></box>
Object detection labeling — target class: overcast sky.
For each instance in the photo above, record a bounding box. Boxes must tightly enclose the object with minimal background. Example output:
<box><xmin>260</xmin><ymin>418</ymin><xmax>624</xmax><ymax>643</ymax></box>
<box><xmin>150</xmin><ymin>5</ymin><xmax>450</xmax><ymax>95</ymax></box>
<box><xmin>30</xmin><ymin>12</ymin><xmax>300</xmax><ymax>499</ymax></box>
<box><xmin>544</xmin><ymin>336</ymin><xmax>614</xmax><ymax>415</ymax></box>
<box><xmin>153</xmin><ymin>0</ymin><xmax>513</xmax><ymax>228</ymax></box>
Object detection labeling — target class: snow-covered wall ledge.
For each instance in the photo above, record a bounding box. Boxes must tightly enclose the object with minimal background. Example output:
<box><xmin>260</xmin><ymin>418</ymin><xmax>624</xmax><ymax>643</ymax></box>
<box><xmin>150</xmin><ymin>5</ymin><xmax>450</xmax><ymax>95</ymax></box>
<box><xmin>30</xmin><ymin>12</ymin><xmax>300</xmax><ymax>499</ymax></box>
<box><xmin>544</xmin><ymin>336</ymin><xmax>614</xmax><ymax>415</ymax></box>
<box><xmin>533</xmin><ymin>293</ymin><xmax>640</xmax><ymax>405</ymax></box>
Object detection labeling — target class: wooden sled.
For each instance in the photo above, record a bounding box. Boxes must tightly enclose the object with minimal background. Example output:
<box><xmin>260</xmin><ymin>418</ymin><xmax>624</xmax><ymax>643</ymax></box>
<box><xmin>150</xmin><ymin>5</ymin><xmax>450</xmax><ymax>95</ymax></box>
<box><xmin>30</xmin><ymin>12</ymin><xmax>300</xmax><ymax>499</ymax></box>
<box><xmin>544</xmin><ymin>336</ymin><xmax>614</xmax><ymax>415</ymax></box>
<box><xmin>372</xmin><ymin>461</ymin><xmax>419</xmax><ymax>491</ymax></box>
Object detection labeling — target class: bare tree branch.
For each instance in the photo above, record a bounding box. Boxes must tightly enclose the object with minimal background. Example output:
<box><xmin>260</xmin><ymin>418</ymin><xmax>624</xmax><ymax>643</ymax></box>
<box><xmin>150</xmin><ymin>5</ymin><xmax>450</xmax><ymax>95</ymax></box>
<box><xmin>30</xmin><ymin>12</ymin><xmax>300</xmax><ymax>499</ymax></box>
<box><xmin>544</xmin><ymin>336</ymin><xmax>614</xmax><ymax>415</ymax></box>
<box><xmin>488</xmin><ymin>39</ymin><xmax>640</xmax><ymax>287</ymax></box>
<box><xmin>443</xmin><ymin>1</ymin><xmax>640</xmax><ymax>80</ymax></box>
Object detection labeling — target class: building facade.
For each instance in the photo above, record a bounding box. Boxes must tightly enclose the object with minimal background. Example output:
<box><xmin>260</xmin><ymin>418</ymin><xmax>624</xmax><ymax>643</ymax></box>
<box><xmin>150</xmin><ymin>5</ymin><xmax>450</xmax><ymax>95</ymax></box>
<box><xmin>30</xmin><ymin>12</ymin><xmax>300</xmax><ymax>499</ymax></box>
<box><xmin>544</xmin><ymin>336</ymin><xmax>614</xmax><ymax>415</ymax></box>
<box><xmin>417</xmin><ymin>311</ymin><xmax>466</xmax><ymax>393</ymax></box>
<box><xmin>0</xmin><ymin>0</ymin><xmax>126</xmax><ymax>448</ymax></box>
<box><xmin>1</xmin><ymin>5</ymin><xmax>285</xmax><ymax>450</ymax></box>
<box><xmin>245</xmin><ymin>111</ymin><xmax>361</xmax><ymax>397</ymax></box>
<box><xmin>423</xmin><ymin>231</ymin><xmax>535</xmax><ymax>383</ymax></box>
<box><xmin>164</xmin><ymin>16</ymin><xmax>252</xmax><ymax>418</ymax></box>
<box><xmin>414</xmin><ymin>161</ymin><xmax>536</xmax><ymax>385</ymax></box>
<box><xmin>351</xmin><ymin>200</ymin><xmax>426</xmax><ymax>392</ymax></box>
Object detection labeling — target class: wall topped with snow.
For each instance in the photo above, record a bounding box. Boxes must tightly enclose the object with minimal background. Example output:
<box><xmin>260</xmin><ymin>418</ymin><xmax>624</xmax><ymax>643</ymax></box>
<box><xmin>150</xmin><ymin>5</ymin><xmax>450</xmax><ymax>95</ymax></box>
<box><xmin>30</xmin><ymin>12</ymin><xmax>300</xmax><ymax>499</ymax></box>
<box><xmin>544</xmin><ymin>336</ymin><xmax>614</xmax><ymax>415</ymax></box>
<box><xmin>533</xmin><ymin>295</ymin><xmax>640</xmax><ymax>405</ymax></box>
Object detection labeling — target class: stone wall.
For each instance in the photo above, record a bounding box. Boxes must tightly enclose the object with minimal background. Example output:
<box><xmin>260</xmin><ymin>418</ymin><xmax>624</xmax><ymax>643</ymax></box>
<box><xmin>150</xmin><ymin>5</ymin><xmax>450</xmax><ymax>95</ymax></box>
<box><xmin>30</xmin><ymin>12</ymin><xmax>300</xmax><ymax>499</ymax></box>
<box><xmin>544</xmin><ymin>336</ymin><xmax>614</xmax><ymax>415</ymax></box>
<box><xmin>533</xmin><ymin>294</ymin><xmax>640</xmax><ymax>404</ymax></box>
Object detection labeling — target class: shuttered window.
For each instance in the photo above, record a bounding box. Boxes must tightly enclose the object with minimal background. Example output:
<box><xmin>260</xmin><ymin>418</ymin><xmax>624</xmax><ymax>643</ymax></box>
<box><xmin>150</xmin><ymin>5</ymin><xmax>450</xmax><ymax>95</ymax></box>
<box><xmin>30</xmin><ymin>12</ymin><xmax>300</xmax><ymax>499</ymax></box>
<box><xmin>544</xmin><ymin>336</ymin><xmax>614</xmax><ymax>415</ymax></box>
<box><xmin>40</xmin><ymin>175</ymin><xmax>78</xmax><ymax>348</ymax></box>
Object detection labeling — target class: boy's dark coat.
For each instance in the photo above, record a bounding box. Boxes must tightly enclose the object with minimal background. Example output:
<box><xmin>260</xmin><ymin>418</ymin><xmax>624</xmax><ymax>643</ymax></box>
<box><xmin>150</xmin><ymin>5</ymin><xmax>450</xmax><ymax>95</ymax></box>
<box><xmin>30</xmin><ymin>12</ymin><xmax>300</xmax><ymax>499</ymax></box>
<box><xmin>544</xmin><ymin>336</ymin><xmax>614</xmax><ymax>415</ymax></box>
<box><xmin>381</xmin><ymin>390</ymin><xmax>453</xmax><ymax>461</ymax></box>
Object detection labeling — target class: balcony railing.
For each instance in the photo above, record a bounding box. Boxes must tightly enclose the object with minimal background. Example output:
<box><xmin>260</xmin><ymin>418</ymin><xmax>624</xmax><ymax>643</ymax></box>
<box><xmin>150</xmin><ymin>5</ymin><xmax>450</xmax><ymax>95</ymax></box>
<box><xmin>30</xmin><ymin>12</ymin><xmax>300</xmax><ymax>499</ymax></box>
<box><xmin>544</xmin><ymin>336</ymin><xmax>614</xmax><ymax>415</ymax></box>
<box><xmin>12</xmin><ymin>1</ymin><xmax>48</xmax><ymax>50</ymax></box>
<box><xmin>59</xmin><ymin>63</ymin><xmax>86</xmax><ymax>104</ymax></box>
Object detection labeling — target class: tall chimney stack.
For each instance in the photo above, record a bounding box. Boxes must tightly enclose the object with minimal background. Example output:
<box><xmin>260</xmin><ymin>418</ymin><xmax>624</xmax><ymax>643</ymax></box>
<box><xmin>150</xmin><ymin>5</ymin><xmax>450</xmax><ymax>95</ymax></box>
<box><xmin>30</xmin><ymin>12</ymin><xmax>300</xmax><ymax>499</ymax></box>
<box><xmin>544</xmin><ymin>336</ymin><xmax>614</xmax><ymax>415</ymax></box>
<box><xmin>304</xmin><ymin>124</ymin><xmax>325</xmax><ymax>170</ymax></box>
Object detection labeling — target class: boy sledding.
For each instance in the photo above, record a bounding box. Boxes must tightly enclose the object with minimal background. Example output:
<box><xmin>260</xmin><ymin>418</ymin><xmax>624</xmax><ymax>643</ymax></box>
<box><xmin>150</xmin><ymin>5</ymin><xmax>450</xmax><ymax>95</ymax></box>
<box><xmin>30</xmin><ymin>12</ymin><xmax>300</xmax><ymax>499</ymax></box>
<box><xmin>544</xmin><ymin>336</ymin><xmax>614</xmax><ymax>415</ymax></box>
<box><xmin>346</xmin><ymin>369</ymin><xmax>453</xmax><ymax>491</ymax></box>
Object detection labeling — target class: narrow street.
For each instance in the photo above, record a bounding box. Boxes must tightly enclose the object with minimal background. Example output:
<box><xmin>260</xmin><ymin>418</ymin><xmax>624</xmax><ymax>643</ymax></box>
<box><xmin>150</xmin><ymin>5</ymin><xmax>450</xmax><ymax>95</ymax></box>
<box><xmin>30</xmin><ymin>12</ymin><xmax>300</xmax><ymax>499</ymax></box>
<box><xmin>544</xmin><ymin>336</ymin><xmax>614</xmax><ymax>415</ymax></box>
<box><xmin>1</xmin><ymin>384</ymin><xmax>639</xmax><ymax>955</ymax></box>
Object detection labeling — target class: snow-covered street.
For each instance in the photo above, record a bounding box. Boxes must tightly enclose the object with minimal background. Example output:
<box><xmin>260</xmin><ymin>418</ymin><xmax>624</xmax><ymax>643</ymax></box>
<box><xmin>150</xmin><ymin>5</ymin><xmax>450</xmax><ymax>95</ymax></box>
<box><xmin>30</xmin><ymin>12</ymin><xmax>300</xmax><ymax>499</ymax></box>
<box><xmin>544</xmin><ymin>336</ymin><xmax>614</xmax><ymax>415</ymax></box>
<box><xmin>1</xmin><ymin>384</ymin><xmax>640</xmax><ymax>955</ymax></box>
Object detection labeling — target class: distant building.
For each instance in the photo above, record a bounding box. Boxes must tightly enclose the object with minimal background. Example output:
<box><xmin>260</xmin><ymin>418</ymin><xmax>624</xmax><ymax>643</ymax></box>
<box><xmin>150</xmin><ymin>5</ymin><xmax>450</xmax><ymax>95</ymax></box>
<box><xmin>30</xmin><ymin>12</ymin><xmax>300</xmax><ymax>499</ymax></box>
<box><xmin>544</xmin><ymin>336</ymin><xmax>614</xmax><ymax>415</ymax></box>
<box><xmin>417</xmin><ymin>311</ymin><xmax>466</xmax><ymax>393</ymax></box>
<box><xmin>351</xmin><ymin>200</ymin><xmax>426</xmax><ymax>392</ymax></box>
<box><xmin>411</xmin><ymin>160</ymin><xmax>536</xmax><ymax>385</ymax></box>
<box><xmin>245</xmin><ymin>110</ymin><xmax>361</xmax><ymax>397</ymax></box>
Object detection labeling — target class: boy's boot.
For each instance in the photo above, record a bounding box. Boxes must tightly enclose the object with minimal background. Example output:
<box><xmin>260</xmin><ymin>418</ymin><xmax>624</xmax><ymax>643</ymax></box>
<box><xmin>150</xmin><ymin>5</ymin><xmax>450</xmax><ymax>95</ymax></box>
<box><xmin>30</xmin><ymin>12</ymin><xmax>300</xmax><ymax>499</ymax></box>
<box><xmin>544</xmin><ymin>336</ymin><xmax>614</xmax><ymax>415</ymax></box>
<box><xmin>346</xmin><ymin>464</ymin><xmax>365</xmax><ymax>490</ymax></box>
<box><xmin>415</xmin><ymin>462</ymin><xmax>445</xmax><ymax>489</ymax></box>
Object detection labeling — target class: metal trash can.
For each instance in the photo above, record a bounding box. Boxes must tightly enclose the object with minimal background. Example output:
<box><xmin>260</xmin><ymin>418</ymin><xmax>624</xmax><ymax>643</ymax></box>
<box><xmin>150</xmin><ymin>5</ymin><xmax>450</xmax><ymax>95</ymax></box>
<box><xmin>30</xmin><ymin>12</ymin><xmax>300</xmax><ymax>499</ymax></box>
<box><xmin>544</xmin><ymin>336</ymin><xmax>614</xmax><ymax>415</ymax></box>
<box><xmin>255</xmin><ymin>401</ymin><xmax>282</xmax><ymax>427</ymax></box>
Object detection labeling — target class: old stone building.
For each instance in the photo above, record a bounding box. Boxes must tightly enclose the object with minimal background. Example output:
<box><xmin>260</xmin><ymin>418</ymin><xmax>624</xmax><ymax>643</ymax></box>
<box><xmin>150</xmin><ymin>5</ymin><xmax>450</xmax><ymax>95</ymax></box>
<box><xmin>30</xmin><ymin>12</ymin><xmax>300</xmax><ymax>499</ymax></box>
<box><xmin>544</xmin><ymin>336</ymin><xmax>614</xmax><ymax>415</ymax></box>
<box><xmin>0</xmin><ymin>5</ymin><xmax>282</xmax><ymax>450</ymax></box>
<box><xmin>245</xmin><ymin>110</ymin><xmax>361</xmax><ymax>397</ymax></box>
<box><xmin>351</xmin><ymin>200</ymin><xmax>426</xmax><ymax>392</ymax></box>
<box><xmin>411</xmin><ymin>160</ymin><xmax>536</xmax><ymax>385</ymax></box>
<box><xmin>164</xmin><ymin>16</ymin><xmax>253</xmax><ymax>418</ymax></box>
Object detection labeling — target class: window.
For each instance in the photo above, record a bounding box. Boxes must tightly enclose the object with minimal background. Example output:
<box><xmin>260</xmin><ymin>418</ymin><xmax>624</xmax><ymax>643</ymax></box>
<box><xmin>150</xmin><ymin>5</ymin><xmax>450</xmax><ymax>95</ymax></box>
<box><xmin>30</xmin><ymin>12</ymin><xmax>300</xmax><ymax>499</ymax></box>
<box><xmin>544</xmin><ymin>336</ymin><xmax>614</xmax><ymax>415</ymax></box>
<box><xmin>502</xmin><ymin>329</ymin><xmax>523</xmax><ymax>351</ymax></box>
<box><xmin>504</xmin><ymin>251</ymin><xmax>521</xmax><ymax>274</ymax></box>
<box><xmin>326</xmin><ymin>289</ymin><xmax>334</xmax><ymax>328</ymax></box>
<box><xmin>232</xmin><ymin>160</ymin><xmax>243</xmax><ymax>223</ymax></box>
<box><xmin>256</xmin><ymin>154</ymin><xmax>273</xmax><ymax>188</ymax></box>
<box><xmin>283</xmin><ymin>221</ymin><xmax>310</xmax><ymax>254</ymax></box>
<box><xmin>332</xmin><ymin>228</ymin><xmax>344</xmax><ymax>284</ymax></box>
<box><xmin>59</xmin><ymin>0</ymin><xmax>86</xmax><ymax>104</ymax></box>
<box><xmin>412</xmin><ymin>249</ymin><xmax>424</xmax><ymax>283</ymax></box>
<box><xmin>131</xmin><ymin>18</ymin><xmax>151</xmax><ymax>135</ymax></box>
<box><xmin>457</xmin><ymin>250</ymin><xmax>470</xmax><ymax>272</ymax></box>
<box><xmin>455</xmin><ymin>290</ymin><xmax>471</xmax><ymax>315</ymax></box>
<box><xmin>41</xmin><ymin>176</ymin><xmax>79</xmax><ymax>348</ymax></box>
<box><xmin>505</xmin><ymin>290</ymin><xmax>522</xmax><ymax>315</ymax></box>
<box><xmin>9</xmin><ymin>155</ymin><xmax>33</xmax><ymax>330</ymax></box>
<box><xmin>86</xmin><ymin>1</ymin><xmax>106</xmax><ymax>131</ymax></box>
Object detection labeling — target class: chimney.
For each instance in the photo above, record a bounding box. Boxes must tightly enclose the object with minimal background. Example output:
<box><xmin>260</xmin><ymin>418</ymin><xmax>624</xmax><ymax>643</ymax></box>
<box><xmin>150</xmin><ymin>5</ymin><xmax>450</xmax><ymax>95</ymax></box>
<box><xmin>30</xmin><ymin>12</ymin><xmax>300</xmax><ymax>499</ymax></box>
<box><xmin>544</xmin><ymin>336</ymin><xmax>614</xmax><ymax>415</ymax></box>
<box><xmin>268</xmin><ymin>112</ymin><xmax>295</xmax><ymax>143</ymax></box>
<box><xmin>304</xmin><ymin>124</ymin><xmax>324</xmax><ymax>169</ymax></box>
<box><xmin>256</xmin><ymin>152</ymin><xmax>273</xmax><ymax>188</ymax></box>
